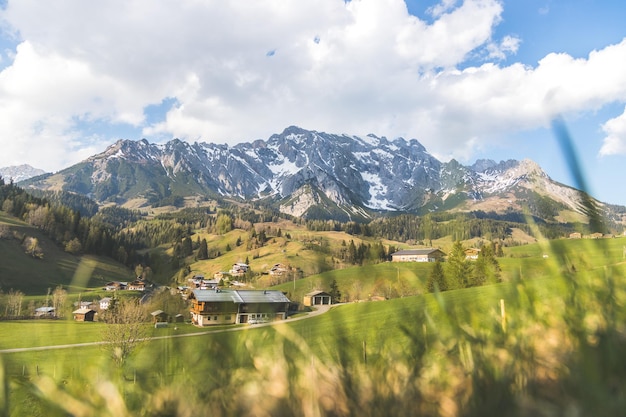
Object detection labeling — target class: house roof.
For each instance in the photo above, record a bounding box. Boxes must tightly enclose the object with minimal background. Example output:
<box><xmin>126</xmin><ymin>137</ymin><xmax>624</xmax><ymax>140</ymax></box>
<box><xmin>191</xmin><ymin>289</ymin><xmax>290</xmax><ymax>304</ymax></box>
<box><xmin>35</xmin><ymin>307</ymin><xmax>55</xmax><ymax>312</ymax></box>
<box><xmin>305</xmin><ymin>290</ymin><xmax>331</xmax><ymax>297</ymax></box>
<box><xmin>237</xmin><ymin>290</ymin><xmax>291</xmax><ymax>303</ymax></box>
<box><xmin>151</xmin><ymin>310</ymin><xmax>166</xmax><ymax>316</ymax></box>
<box><xmin>391</xmin><ymin>249</ymin><xmax>444</xmax><ymax>256</ymax></box>
<box><xmin>73</xmin><ymin>307</ymin><xmax>95</xmax><ymax>314</ymax></box>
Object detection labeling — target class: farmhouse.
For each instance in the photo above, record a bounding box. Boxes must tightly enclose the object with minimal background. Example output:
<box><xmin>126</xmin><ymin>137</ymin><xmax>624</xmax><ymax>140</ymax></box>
<box><xmin>303</xmin><ymin>291</ymin><xmax>332</xmax><ymax>306</ymax></box>
<box><xmin>465</xmin><ymin>248</ymin><xmax>481</xmax><ymax>260</ymax></box>
<box><xmin>391</xmin><ymin>248</ymin><xmax>445</xmax><ymax>263</ymax></box>
<box><xmin>269</xmin><ymin>263</ymin><xmax>289</xmax><ymax>277</ymax></box>
<box><xmin>99</xmin><ymin>297</ymin><xmax>112</xmax><ymax>310</ymax></box>
<box><xmin>104</xmin><ymin>281</ymin><xmax>127</xmax><ymax>291</ymax></box>
<box><xmin>127</xmin><ymin>280</ymin><xmax>146</xmax><ymax>291</ymax></box>
<box><xmin>151</xmin><ymin>309</ymin><xmax>169</xmax><ymax>323</ymax></box>
<box><xmin>189</xmin><ymin>289</ymin><xmax>291</xmax><ymax>326</ymax></box>
<box><xmin>34</xmin><ymin>306</ymin><xmax>55</xmax><ymax>318</ymax></box>
<box><xmin>73</xmin><ymin>308</ymin><xmax>96</xmax><ymax>322</ymax></box>
<box><xmin>230</xmin><ymin>263</ymin><xmax>249</xmax><ymax>277</ymax></box>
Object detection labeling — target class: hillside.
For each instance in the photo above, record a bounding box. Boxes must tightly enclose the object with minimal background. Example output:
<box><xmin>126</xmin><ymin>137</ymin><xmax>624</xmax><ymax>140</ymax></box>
<box><xmin>0</xmin><ymin>211</ymin><xmax>132</xmax><ymax>294</ymax></box>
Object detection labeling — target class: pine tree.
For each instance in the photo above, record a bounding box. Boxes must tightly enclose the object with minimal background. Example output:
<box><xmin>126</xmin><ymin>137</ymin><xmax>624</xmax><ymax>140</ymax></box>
<box><xmin>446</xmin><ymin>241</ymin><xmax>471</xmax><ymax>289</ymax></box>
<box><xmin>329</xmin><ymin>279</ymin><xmax>341</xmax><ymax>303</ymax></box>
<box><xmin>471</xmin><ymin>244</ymin><xmax>501</xmax><ymax>286</ymax></box>
<box><xmin>427</xmin><ymin>259</ymin><xmax>447</xmax><ymax>292</ymax></box>
<box><xmin>182</xmin><ymin>237</ymin><xmax>193</xmax><ymax>257</ymax></box>
<box><xmin>197</xmin><ymin>238</ymin><xmax>209</xmax><ymax>260</ymax></box>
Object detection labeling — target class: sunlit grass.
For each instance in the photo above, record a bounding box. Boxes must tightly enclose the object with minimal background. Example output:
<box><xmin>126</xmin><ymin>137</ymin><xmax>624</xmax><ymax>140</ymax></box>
<box><xmin>2</xmin><ymin>234</ymin><xmax>626</xmax><ymax>415</ymax></box>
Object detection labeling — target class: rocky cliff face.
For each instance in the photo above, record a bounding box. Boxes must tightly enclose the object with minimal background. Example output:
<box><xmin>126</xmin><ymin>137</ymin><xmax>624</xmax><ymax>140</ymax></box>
<box><xmin>22</xmin><ymin>126</ymin><xmax>613</xmax><ymax>221</ymax></box>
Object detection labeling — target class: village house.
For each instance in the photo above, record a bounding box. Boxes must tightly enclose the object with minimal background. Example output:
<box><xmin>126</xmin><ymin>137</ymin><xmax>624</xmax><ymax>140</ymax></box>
<box><xmin>34</xmin><ymin>306</ymin><xmax>55</xmax><ymax>318</ymax></box>
<box><xmin>151</xmin><ymin>310</ymin><xmax>169</xmax><ymax>323</ymax></box>
<box><xmin>127</xmin><ymin>280</ymin><xmax>146</xmax><ymax>291</ymax></box>
<box><xmin>74</xmin><ymin>300</ymin><xmax>96</xmax><ymax>310</ymax></box>
<box><xmin>189</xmin><ymin>275</ymin><xmax>220</xmax><ymax>289</ymax></box>
<box><xmin>99</xmin><ymin>297</ymin><xmax>112</xmax><ymax>310</ymax></box>
<box><xmin>303</xmin><ymin>291</ymin><xmax>332</xmax><ymax>307</ymax></box>
<box><xmin>464</xmin><ymin>248</ymin><xmax>481</xmax><ymax>260</ymax></box>
<box><xmin>269</xmin><ymin>263</ymin><xmax>290</xmax><ymax>277</ymax></box>
<box><xmin>391</xmin><ymin>248</ymin><xmax>446</xmax><ymax>263</ymax></box>
<box><xmin>229</xmin><ymin>263</ymin><xmax>249</xmax><ymax>277</ymax></box>
<box><xmin>104</xmin><ymin>281</ymin><xmax>127</xmax><ymax>291</ymax></box>
<box><xmin>189</xmin><ymin>289</ymin><xmax>291</xmax><ymax>326</ymax></box>
<box><xmin>72</xmin><ymin>307</ymin><xmax>96</xmax><ymax>322</ymax></box>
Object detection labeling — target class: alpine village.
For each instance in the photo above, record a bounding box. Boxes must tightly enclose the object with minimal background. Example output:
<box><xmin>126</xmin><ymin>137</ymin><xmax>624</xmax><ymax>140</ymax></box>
<box><xmin>1</xmin><ymin>127</ymin><xmax>626</xmax><ymax>416</ymax></box>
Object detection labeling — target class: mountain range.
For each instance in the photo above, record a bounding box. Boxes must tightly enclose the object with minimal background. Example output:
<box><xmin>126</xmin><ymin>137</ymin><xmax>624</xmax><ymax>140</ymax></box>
<box><xmin>15</xmin><ymin>126</ymin><xmax>626</xmax><ymax>225</ymax></box>
<box><xmin>0</xmin><ymin>164</ymin><xmax>46</xmax><ymax>183</ymax></box>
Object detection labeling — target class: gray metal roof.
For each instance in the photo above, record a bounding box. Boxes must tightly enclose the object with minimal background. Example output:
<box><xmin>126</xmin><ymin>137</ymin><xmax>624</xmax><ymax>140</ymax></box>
<box><xmin>191</xmin><ymin>289</ymin><xmax>290</xmax><ymax>304</ymax></box>
<box><xmin>192</xmin><ymin>289</ymin><xmax>243</xmax><ymax>303</ymax></box>
<box><xmin>237</xmin><ymin>290</ymin><xmax>290</xmax><ymax>303</ymax></box>
<box><xmin>391</xmin><ymin>248</ymin><xmax>444</xmax><ymax>256</ymax></box>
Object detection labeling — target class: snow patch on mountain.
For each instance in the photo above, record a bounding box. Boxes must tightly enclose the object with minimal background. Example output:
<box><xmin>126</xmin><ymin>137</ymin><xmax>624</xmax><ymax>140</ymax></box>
<box><xmin>0</xmin><ymin>164</ymin><xmax>47</xmax><ymax>183</ymax></box>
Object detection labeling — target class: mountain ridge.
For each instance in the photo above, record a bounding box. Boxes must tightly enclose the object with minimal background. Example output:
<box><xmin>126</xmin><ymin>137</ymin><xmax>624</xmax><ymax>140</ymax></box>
<box><xmin>0</xmin><ymin>164</ymin><xmax>46</xmax><ymax>183</ymax></box>
<box><xmin>18</xmin><ymin>126</ymin><xmax>625</xmax><ymax>225</ymax></box>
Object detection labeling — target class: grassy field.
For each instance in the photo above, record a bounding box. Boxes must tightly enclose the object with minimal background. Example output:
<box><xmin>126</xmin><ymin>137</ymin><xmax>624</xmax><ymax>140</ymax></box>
<box><xmin>2</xmin><ymin>234</ymin><xmax>626</xmax><ymax>415</ymax></box>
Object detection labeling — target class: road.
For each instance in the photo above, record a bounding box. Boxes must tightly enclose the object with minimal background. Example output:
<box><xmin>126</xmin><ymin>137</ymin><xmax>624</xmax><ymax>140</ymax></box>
<box><xmin>0</xmin><ymin>304</ymin><xmax>336</xmax><ymax>354</ymax></box>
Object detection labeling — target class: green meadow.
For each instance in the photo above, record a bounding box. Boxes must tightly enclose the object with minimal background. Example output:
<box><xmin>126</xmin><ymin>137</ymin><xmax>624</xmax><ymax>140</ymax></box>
<box><xmin>2</xmin><ymin>236</ymin><xmax>626</xmax><ymax>415</ymax></box>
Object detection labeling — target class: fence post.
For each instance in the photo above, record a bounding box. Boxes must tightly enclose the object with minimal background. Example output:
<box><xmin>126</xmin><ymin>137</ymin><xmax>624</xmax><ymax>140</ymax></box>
<box><xmin>500</xmin><ymin>299</ymin><xmax>506</xmax><ymax>332</ymax></box>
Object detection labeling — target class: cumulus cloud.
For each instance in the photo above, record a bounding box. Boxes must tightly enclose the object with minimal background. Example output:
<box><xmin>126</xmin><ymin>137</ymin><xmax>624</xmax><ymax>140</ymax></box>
<box><xmin>0</xmin><ymin>0</ymin><xmax>625</xmax><ymax>172</ymax></box>
<box><xmin>599</xmin><ymin>107</ymin><xmax>626</xmax><ymax>156</ymax></box>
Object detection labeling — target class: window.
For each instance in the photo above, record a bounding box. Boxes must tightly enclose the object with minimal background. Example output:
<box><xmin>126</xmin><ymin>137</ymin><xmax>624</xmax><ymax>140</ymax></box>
<box><xmin>214</xmin><ymin>316</ymin><xmax>218</xmax><ymax>320</ymax></box>
<box><xmin>225</xmin><ymin>315</ymin><xmax>231</xmax><ymax>320</ymax></box>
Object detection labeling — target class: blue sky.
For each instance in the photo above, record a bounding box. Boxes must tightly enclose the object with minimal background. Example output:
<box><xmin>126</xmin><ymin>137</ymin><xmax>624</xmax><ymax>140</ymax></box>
<box><xmin>1</xmin><ymin>0</ymin><xmax>626</xmax><ymax>206</ymax></box>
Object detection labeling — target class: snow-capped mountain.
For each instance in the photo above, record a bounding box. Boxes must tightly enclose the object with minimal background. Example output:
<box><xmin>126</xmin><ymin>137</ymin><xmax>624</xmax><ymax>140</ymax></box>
<box><xmin>21</xmin><ymin>126</ymin><xmax>620</xmax><ymax>222</ymax></box>
<box><xmin>0</xmin><ymin>164</ymin><xmax>47</xmax><ymax>183</ymax></box>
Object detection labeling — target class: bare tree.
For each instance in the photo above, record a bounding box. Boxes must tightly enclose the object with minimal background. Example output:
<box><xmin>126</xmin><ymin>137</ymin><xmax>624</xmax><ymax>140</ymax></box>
<box><xmin>101</xmin><ymin>297</ymin><xmax>150</xmax><ymax>367</ymax></box>
<box><xmin>4</xmin><ymin>290</ymin><xmax>24</xmax><ymax>318</ymax></box>
<box><xmin>52</xmin><ymin>286</ymin><xmax>67</xmax><ymax>318</ymax></box>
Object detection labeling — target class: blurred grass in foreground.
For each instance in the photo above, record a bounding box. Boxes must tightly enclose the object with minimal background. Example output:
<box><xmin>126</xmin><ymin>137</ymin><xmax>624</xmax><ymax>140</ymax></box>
<box><xmin>2</xmin><ymin>241</ymin><xmax>626</xmax><ymax>417</ymax></box>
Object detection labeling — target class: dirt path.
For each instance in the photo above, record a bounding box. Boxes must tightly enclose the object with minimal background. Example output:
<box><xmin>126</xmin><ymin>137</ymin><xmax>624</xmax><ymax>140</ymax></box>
<box><xmin>0</xmin><ymin>304</ymin><xmax>337</xmax><ymax>354</ymax></box>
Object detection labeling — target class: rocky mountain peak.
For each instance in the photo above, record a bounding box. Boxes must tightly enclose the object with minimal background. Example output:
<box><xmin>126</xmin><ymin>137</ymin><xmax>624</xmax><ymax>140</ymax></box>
<box><xmin>0</xmin><ymin>164</ymin><xmax>47</xmax><ymax>183</ymax></box>
<box><xmin>19</xmin><ymin>127</ymin><xmax>618</xmax><ymax>222</ymax></box>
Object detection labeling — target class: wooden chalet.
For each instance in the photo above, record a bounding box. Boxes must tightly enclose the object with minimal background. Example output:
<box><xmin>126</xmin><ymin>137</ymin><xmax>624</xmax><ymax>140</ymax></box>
<box><xmin>127</xmin><ymin>280</ymin><xmax>146</xmax><ymax>291</ymax></box>
<box><xmin>104</xmin><ymin>281</ymin><xmax>127</xmax><ymax>291</ymax></box>
<box><xmin>269</xmin><ymin>263</ymin><xmax>289</xmax><ymax>277</ymax></box>
<box><xmin>189</xmin><ymin>289</ymin><xmax>291</xmax><ymax>326</ymax></box>
<box><xmin>465</xmin><ymin>248</ymin><xmax>481</xmax><ymax>260</ymax></box>
<box><xmin>151</xmin><ymin>309</ymin><xmax>169</xmax><ymax>323</ymax></box>
<box><xmin>73</xmin><ymin>308</ymin><xmax>96</xmax><ymax>322</ymax></box>
<box><xmin>391</xmin><ymin>248</ymin><xmax>445</xmax><ymax>263</ymax></box>
<box><xmin>229</xmin><ymin>263</ymin><xmax>249</xmax><ymax>277</ymax></box>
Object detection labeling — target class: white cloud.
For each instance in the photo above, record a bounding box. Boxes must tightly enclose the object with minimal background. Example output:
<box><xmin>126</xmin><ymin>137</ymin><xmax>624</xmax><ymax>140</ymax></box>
<box><xmin>428</xmin><ymin>0</ymin><xmax>460</xmax><ymax>18</ymax></box>
<box><xmin>486</xmin><ymin>35</ymin><xmax>521</xmax><ymax>60</ymax></box>
<box><xmin>599</xmin><ymin>106</ymin><xmax>626</xmax><ymax>156</ymax></box>
<box><xmin>0</xmin><ymin>0</ymin><xmax>625</xmax><ymax>172</ymax></box>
